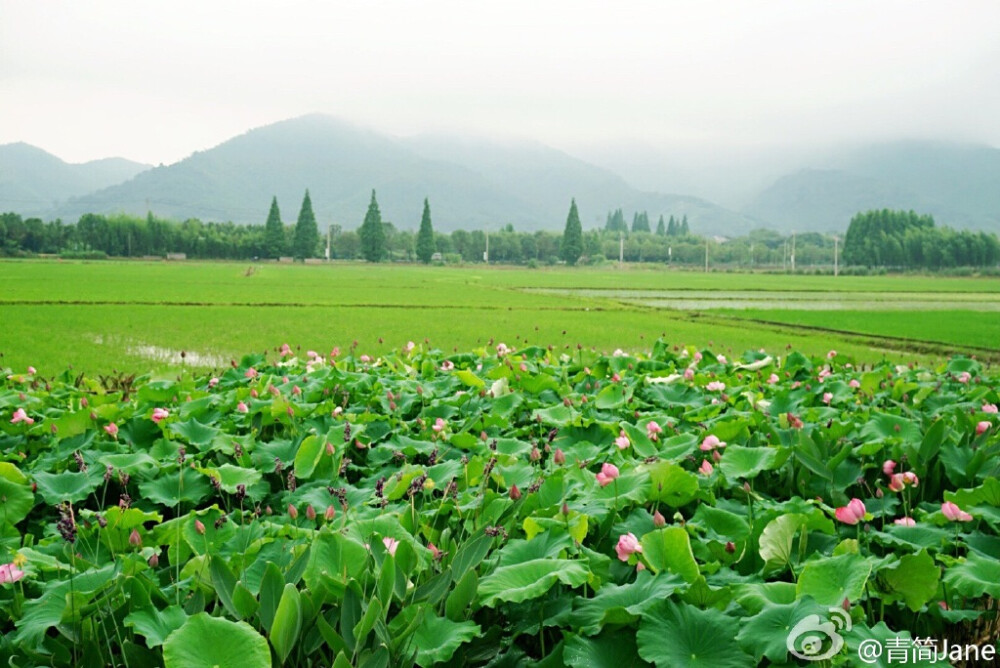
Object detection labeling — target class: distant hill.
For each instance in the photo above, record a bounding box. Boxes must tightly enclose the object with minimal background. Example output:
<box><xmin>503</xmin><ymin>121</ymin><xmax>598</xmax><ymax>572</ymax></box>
<box><xmin>44</xmin><ymin>115</ymin><xmax>759</xmax><ymax>234</ymax></box>
<box><xmin>0</xmin><ymin>143</ymin><xmax>150</xmax><ymax>217</ymax></box>
<box><xmin>743</xmin><ymin>142</ymin><xmax>1000</xmax><ymax>232</ymax></box>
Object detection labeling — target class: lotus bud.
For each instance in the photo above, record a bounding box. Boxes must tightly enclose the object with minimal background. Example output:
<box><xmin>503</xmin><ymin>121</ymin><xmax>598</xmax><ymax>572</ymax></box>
<box><xmin>129</xmin><ymin>529</ymin><xmax>141</xmax><ymax>547</ymax></box>
<box><xmin>725</xmin><ymin>541</ymin><xmax>735</xmax><ymax>553</ymax></box>
<box><xmin>148</xmin><ymin>552</ymin><xmax>159</xmax><ymax>567</ymax></box>
<box><xmin>194</xmin><ymin>519</ymin><xmax>205</xmax><ymax>535</ymax></box>
<box><xmin>553</xmin><ymin>448</ymin><xmax>566</xmax><ymax>465</ymax></box>
<box><xmin>325</xmin><ymin>505</ymin><xmax>336</xmax><ymax>521</ymax></box>
<box><xmin>509</xmin><ymin>484</ymin><xmax>522</xmax><ymax>501</ymax></box>
<box><xmin>652</xmin><ymin>510</ymin><xmax>666</xmax><ymax>527</ymax></box>
<box><xmin>305</xmin><ymin>505</ymin><xmax>316</xmax><ymax>521</ymax></box>
<box><xmin>288</xmin><ymin>504</ymin><xmax>298</xmax><ymax>519</ymax></box>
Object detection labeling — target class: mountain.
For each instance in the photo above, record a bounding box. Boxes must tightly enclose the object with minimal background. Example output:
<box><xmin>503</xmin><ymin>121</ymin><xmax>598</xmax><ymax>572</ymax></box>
<box><xmin>47</xmin><ymin>114</ymin><xmax>759</xmax><ymax>234</ymax></box>
<box><xmin>0</xmin><ymin>143</ymin><xmax>150</xmax><ymax>217</ymax></box>
<box><xmin>743</xmin><ymin>142</ymin><xmax>1000</xmax><ymax>233</ymax></box>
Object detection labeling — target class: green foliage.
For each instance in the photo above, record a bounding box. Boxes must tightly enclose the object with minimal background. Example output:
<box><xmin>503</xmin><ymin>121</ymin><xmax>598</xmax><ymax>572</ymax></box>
<box><xmin>292</xmin><ymin>190</ymin><xmax>319</xmax><ymax>259</ymax></box>
<box><xmin>560</xmin><ymin>198</ymin><xmax>583</xmax><ymax>265</ymax></box>
<box><xmin>416</xmin><ymin>198</ymin><xmax>435</xmax><ymax>264</ymax></box>
<box><xmin>359</xmin><ymin>190</ymin><xmax>386</xmax><ymax>262</ymax></box>
<box><xmin>264</xmin><ymin>196</ymin><xmax>286</xmax><ymax>259</ymax></box>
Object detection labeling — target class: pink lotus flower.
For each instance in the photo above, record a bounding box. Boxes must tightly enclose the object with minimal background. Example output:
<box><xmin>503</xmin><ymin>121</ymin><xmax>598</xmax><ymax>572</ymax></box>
<box><xmin>596</xmin><ymin>463</ymin><xmax>619</xmax><ymax>487</ymax></box>
<box><xmin>332</xmin><ymin>406</ymin><xmax>343</xmax><ymax>416</ymax></box>
<box><xmin>699</xmin><ymin>434</ymin><xmax>726</xmax><ymax>451</ymax></box>
<box><xmin>280</xmin><ymin>343</ymin><xmax>292</xmax><ymax>357</ymax></box>
<box><xmin>716</xmin><ymin>354</ymin><xmax>727</xmax><ymax>364</ymax></box>
<box><xmin>10</xmin><ymin>408</ymin><xmax>33</xmax><ymax>425</ymax></box>
<box><xmin>151</xmin><ymin>408</ymin><xmax>169</xmax><ymax>424</ymax></box>
<box><xmin>818</xmin><ymin>368</ymin><xmax>831</xmax><ymax>382</ymax></box>
<box><xmin>698</xmin><ymin>459</ymin><xmax>714</xmax><ymax>475</ymax></box>
<box><xmin>360</xmin><ymin>354</ymin><xmax>371</xmax><ymax>363</ymax></box>
<box><xmin>614</xmin><ymin>431</ymin><xmax>630</xmax><ymax>450</ymax></box>
<box><xmin>976</xmin><ymin>421</ymin><xmax>990</xmax><ymax>436</ymax></box>
<box><xmin>104</xmin><ymin>423</ymin><xmax>119</xmax><ymax>438</ymax></box>
<box><xmin>236</xmin><ymin>402</ymin><xmax>249</xmax><ymax>413</ymax></box>
<box><xmin>615</xmin><ymin>532</ymin><xmax>642</xmax><ymax>561</ymax></box>
<box><xmin>827</xmin><ymin>350</ymin><xmax>837</xmax><ymax>359</ymax></box>
<box><xmin>292</xmin><ymin>385</ymin><xmax>302</xmax><ymax>396</ymax></box>
<box><xmin>834</xmin><ymin>498</ymin><xmax>866</xmax><ymax>525</ymax></box>
<box><xmin>27</xmin><ymin>366</ymin><xmax>36</xmax><ymax>375</ymax></box>
<box><xmin>902</xmin><ymin>471</ymin><xmax>919</xmax><ymax>487</ymax></box>
<box><xmin>887</xmin><ymin>473</ymin><xmax>904</xmax><ymax>492</ymax></box>
<box><xmin>307</xmin><ymin>350</ymin><xmax>319</xmax><ymax>360</ymax></box>
<box><xmin>244</xmin><ymin>367</ymin><xmax>258</xmax><ymax>379</ymax></box>
<box><xmin>330</xmin><ymin>346</ymin><xmax>341</xmax><ymax>358</ymax></box>
<box><xmin>958</xmin><ymin>372</ymin><xmax>971</xmax><ymax>384</ymax></box>
<box><xmin>428</xmin><ymin>542</ymin><xmax>442</xmax><ymax>560</ymax></box>
<box><xmin>693</xmin><ymin>351</ymin><xmax>703</xmax><ymax>362</ymax></box>
<box><xmin>0</xmin><ymin>563</ymin><xmax>25</xmax><ymax>584</ymax></box>
<box><xmin>941</xmin><ymin>501</ymin><xmax>973</xmax><ymax>522</ymax></box>
<box><xmin>849</xmin><ymin>379</ymin><xmax>861</xmax><ymax>388</ymax></box>
<box><xmin>383</xmin><ymin>537</ymin><xmax>399</xmax><ymax>556</ymax></box>
<box><xmin>496</xmin><ymin>343</ymin><xmax>510</xmax><ymax>357</ymax></box>
<box><xmin>706</xmin><ymin>381</ymin><xmax>726</xmax><ymax>392</ymax></box>
<box><xmin>441</xmin><ymin>360</ymin><xmax>455</xmax><ymax>371</ymax></box>
<box><xmin>822</xmin><ymin>392</ymin><xmax>833</xmax><ymax>405</ymax></box>
<box><xmin>893</xmin><ymin>517</ymin><xmax>916</xmax><ymax>527</ymax></box>
<box><xmin>208</xmin><ymin>377</ymin><xmax>219</xmax><ymax>388</ymax></box>
<box><xmin>646</xmin><ymin>421</ymin><xmax>663</xmax><ymax>440</ymax></box>
<box><xmin>983</xmin><ymin>404</ymin><xmax>998</xmax><ymax>414</ymax></box>
<box><xmin>432</xmin><ymin>418</ymin><xmax>446</xmax><ymax>433</ymax></box>
<box><xmin>403</xmin><ymin>341</ymin><xmax>415</xmax><ymax>354</ymax></box>
<box><xmin>683</xmin><ymin>368</ymin><xmax>694</xmax><ymax>380</ymax></box>
<box><xmin>767</xmin><ymin>373</ymin><xmax>779</xmax><ymax>384</ymax></box>
<box><xmin>883</xmin><ymin>460</ymin><xmax>896</xmax><ymax>476</ymax></box>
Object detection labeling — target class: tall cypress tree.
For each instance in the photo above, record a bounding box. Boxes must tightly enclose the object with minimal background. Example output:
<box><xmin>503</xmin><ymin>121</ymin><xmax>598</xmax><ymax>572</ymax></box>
<box><xmin>293</xmin><ymin>190</ymin><xmax>319</xmax><ymax>259</ymax></box>
<box><xmin>359</xmin><ymin>190</ymin><xmax>386</xmax><ymax>262</ymax></box>
<box><xmin>680</xmin><ymin>215</ymin><xmax>690</xmax><ymax>235</ymax></box>
<box><xmin>264</xmin><ymin>196</ymin><xmax>286</xmax><ymax>259</ymax></box>
<box><xmin>415</xmin><ymin>198</ymin><xmax>435</xmax><ymax>263</ymax></box>
<box><xmin>561</xmin><ymin>198</ymin><xmax>583</xmax><ymax>266</ymax></box>
<box><xmin>655</xmin><ymin>214</ymin><xmax>666</xmax><ymax>236</ymax></box>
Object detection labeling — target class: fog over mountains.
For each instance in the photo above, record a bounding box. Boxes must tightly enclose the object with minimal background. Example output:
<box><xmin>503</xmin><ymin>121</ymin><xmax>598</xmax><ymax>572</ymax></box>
<box><xmin>2</xmin><ymin>114</ymin><xmax>998</xmax><ymax>235</ymax></box>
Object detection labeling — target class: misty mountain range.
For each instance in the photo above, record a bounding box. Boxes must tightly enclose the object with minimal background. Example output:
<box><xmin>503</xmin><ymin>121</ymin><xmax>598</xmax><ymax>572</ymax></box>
<box><xmin>1</xmin><ymin>114</ymin><xmax>998</xmax><ymax>235</ymax></box>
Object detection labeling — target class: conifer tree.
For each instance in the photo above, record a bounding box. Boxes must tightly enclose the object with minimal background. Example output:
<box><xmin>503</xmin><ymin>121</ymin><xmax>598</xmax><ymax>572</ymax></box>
<box><xmin>293</xmin><ymin>190</ymin><xmax>319</xmax><ymax>259</ymax></box>
<box><xmin>681</xmin><ymin>215</ymin><xmax>690</xmax><ymax>235</ymax></box>
<box><xmin>415</xmin><ymin>198</ymin><xmax>435</xmax><ymax>263</ymax></box>
<box><xmin>561</xmin><ymin>198</ymin><xmax>583</xmax><ymax>265</ymax></box>
<box><xmin>359</xmin><ymin>190</ymin><xmax>386</xmax><ymax>262</ymax></box>
<box><xmin>264</xmin><ymin>196</ymin><xmax>286</xmax><ymax>258</ymax></box>
<box><xmin>656</xmin><ymin>214</ymin><xmax>666</xmax><ymax>236</ymax></box>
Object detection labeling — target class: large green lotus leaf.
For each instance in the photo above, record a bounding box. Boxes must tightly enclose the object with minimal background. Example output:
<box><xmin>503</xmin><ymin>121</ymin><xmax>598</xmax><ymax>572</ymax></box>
<box><xmin>477</xmin><ymin>558</ymin><xmax>589</xmax><ymax>606</ymax></box>
<box><xmin>162</xmin><ymin>613</ymin><xmax>270</xmax><ymax>668</ymax></box>
<box><xmin>563</xmin><ymin>631</ymin><xmax>649</xmax><ymax>668</ymax></box>
<box><xmin>719</xmin><ymin>445</ymin><xmax>780</xmax><ymax>480</ymax></box>
<box><xmin>124</xmin><ymin>605</ymin><xmax>188</xmax><ymax>648</ymax></box>
<box><xmin>735</xmin><ymin>597</ymin><xmax>828</xmax><ymax>663</ymax></box>
<box><xmin>0</xmin><ymin>463</ymin><xmax>34</xmax><ymax>526</ymax></box>
<box><xmin>640</xmin><ymin>527</ymin><xmax>700</xmax><ymax>583</ymax></box>
<box><xmin>32</xmin><ymin>470</ymin><xmax>103</xmax><ymax>504</ymax></box>
<box><xmin>732</xmin><ymin>581</ymin><xmax>798</xmax><ymax>615</ymax></box>
<box><xmin>796</xmin><ymin>554</ymin><xmax>872</xmax><ymax>606</ymax></box>
<box><xmin>196</xmin><ymin>463</ymin><xmax>262</xmax><ymax>494</ymax></box>
<box><xmin>945</xmin><ymin>477</ymin><xmax>1000</xmax><ymax>508</ymax></box>
<box><xmin>409</xmin><ymin>611</ymin><xmax>480</xmax><ymax>667</ymax></box>
<box><xmin>690</xmin><ymin>504</ymin><xmax>750</xmax><ymax>542</ymax></box>
<box><xmin>942</xmin><ymin>551</ymin><xmax>1000</xmax><ymax>599</ymax></box>
<box><xmin>14</xmin><ymin>565</ymin><xmax>116</xmax><ymax>647</ymax></box>
<box><xmin>758</xmin><ymin>514</ymin><xmax>806</xmax><ymax>571</ymax></box>
<box><xmin>168</xmin><ymin>418</ymin><xmax>221</xmax><ymax>448</ymax></box>
<box><xmin>637</xmin><ymin>600</ymin><xmax>752</xmax><ymax>667</ymax></box>
<box><xmin>645</xmin><ymin>461</ymin><xmax>699</xmax><ymax>507</ymax></box>
<box><xmin>97</xmin><ymin>452</ymin><xmax>158</xmax><ymax>476</ymax></box>
<box><xmin>860</xmin><ymin>413</ymin><xmax>921</xmax><ymax>442</ymax></box>
<box><xmin>843</xmin><ymin>623</ymin><xmax>941</xmax><ymax>668</ymax></box>
<box><xmin>882</xmin><ymin>550</ymin><xmax>940</xmax><ymax>612</ymax></box>
<box><xmin>139</xmin><ymin>470</ymin><xmax>212</xmax><ymax>507</ymax></box>
<box><xmin>572</xmin><ymin>571</ymin><xmax>685</xmax><ymax>635</ymax></box>
<box><xmin>302</xmin><ymin>532</ymin><xmax>369</xmax><ymax>592</ymax></box>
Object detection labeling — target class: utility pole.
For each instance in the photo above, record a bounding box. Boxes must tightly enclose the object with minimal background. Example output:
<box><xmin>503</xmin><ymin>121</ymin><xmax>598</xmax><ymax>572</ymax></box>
<box><xmin>749</xmin><ymin>242</ymin><xmax>754</xmax><ymax>269</ymax></box>
<box><xmin>484</xmin><ymin>228</ymin><xmax>489</xmax><ymax>263</ymax></box>
<box><xmin>793</xmin><ymin>231</ymin><xmax>798</xmax><ymax>271</ymax></box>
<box><xmin>704</xmin><ymin>238</ymin><xmax>709</xmax><ymax>273</ymax></box>
<box><xmin>668</xmin><ymin>245</ymin><xmax>672</xmax><ymax>266</ymax></box>
<box><xmin>325</xmin><ymin>225</ymin><xmax>331</xmax><ymax>261</ymax></box>
<box><xmin>618</xmin><ymin>231</ymin><xmax>624</xmax><ymax>269</ymax></box>
<box><xmin>833</xmin><ymin>235</ymin><xmax>839</xmax><ymax>277</ymax></box>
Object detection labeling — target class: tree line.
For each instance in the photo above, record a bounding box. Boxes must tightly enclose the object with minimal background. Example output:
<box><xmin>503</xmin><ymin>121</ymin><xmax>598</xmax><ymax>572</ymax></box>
<box><xmin>2</xmin><ymin>198</ymin><xmax>998</xmax><ymax>271</ymax></box>
<box><xmin>843</xmin><ymin>209</ymin><xmax>1000</xmax><ymax>269</ymax></box>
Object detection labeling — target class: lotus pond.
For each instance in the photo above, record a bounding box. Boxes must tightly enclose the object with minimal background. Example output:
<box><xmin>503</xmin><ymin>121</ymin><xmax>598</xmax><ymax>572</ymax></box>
<box><xmin>1</xmin><ymin>342</ymin><xmax>998</xmax><ymax>666</ymax></box>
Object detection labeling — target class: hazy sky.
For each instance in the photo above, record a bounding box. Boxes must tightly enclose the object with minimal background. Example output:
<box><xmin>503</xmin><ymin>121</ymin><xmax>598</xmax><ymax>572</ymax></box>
<box><xmin>2</xmin><ymin>1</ymin><xmax>999</xmax><ymax>165</ymax></box>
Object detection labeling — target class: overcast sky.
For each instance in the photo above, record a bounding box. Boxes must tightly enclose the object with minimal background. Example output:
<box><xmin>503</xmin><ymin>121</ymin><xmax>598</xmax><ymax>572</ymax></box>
<box><xmin>2</xmin><ymin>1</ymin><xmax>999</xmax><ymax>165</ymax></box>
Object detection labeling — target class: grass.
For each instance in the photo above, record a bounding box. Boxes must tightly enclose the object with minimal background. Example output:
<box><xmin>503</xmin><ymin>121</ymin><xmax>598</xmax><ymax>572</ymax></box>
<box><xmin>2</xmin><ymin>259</ymin><xmax>997</xmax><ymax>374</ymax></box>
